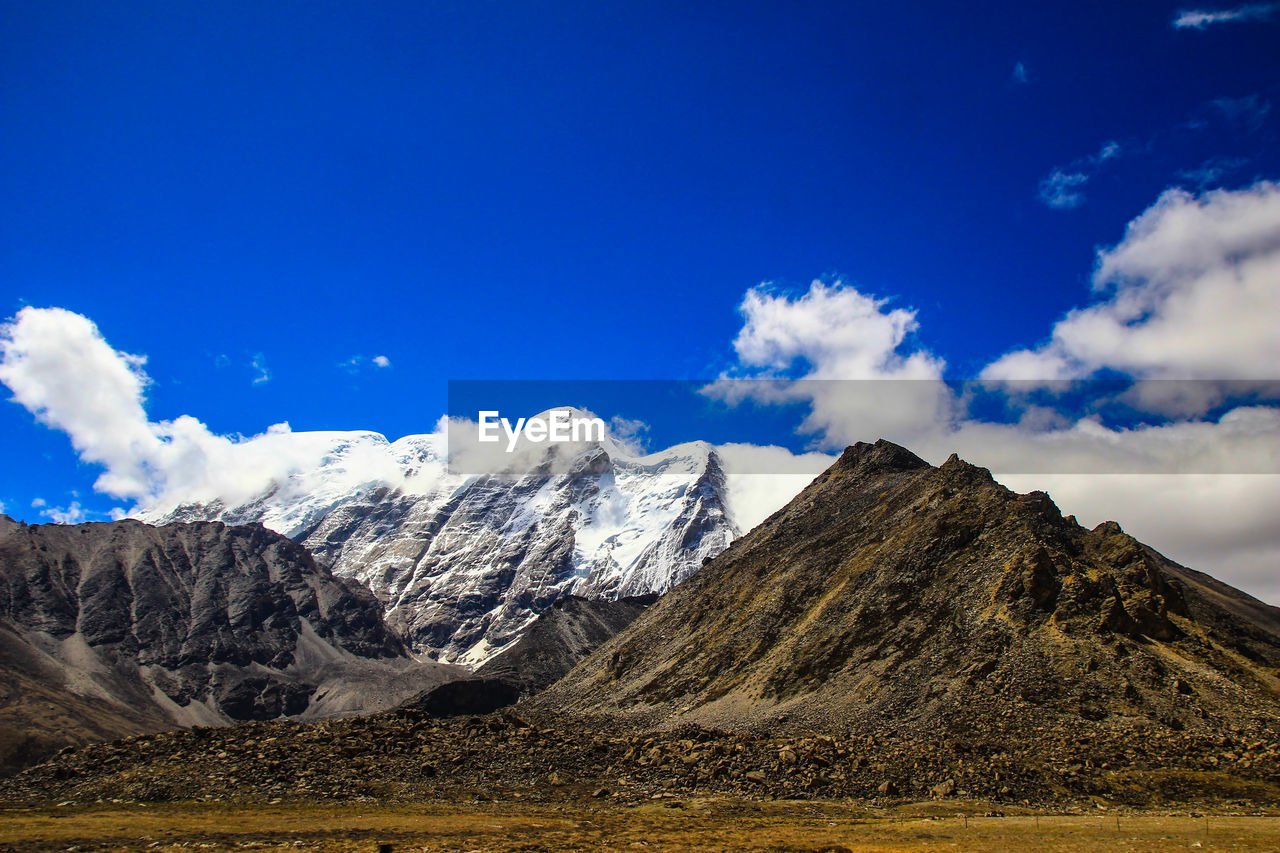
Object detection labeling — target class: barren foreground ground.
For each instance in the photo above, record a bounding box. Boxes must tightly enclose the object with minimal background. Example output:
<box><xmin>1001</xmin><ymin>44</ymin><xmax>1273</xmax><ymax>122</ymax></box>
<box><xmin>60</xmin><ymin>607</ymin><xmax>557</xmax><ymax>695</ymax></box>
<box><xmin>1</xmin><ymin>799</ymin><xmax>1278</xmax><ymax>852</ymax></box>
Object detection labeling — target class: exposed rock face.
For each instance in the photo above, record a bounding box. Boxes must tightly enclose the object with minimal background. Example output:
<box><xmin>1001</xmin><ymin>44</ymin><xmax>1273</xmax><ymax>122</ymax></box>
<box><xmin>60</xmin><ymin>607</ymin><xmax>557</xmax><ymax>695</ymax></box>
<box><xmin>475</xmin><ymin>594</ymin><xmax>658</xmax><ymax>696</ymax></box>
<box><xmin>534</xmin><ymin>440</ymin><xmax>1280</xmax><ymax>744</ymax></box>
<box><xmin>398</xmin><ymin>593</ymin><xmax>657</xmax><ymax>717</ymax></box>
<box><xmin>400</xmin><ymin>679</ymin><xmax>525</xmax><ymax>718</ymax></box>
<box><xmin>147</xmin><ymin>430</ymin><xmax>737</xmax><ymax>665</ymax></box>
<box><xmin>0</xmin><ymin>516</ymin><xmax>462</xmax><ymax>772</ymax></box>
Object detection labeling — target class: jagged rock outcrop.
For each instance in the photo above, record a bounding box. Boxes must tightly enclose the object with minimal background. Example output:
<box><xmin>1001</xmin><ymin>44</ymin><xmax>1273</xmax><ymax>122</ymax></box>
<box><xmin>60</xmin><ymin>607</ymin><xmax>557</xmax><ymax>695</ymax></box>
<box><xmin>534</xmin><ymin>441</ymin><xmax>1280</xmax><ymax>746</ymax></box>
<box><xmin>0</xmin><ymin>515</ymin><xmax>462</xmax><ymax>772</ymax></box>
<box><xmin>147</xmin><ymin>425</ymin><xmax>737</xmax><ymax>665</ymax></box>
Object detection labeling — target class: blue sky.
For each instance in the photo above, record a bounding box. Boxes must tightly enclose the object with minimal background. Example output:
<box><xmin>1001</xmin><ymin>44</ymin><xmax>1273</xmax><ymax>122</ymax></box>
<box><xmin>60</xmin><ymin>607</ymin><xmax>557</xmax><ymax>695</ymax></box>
<box><xmin>2</xmin><ymin>1</ymin><xmax>1279</xmax><ymax>528</ymax></box>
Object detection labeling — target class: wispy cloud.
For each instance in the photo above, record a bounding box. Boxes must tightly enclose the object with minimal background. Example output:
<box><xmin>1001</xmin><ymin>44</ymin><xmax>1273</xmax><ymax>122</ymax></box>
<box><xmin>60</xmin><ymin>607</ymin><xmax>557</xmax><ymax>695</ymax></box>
<box><xmin>1038</xmin><ymin>170</ymin><xmax>1090</xmax><ymax>209</ymax></box>
<box><xmin>1012</xmin><ymin>62</ymin><xmax>1029</xmax><ymax>84</ymax></box>
<box><xmin>339</xmin><ymin>354</ymin><xmax>393</xmax><ymax>374</ymax></box>
<box><xmin>607</xmin><ymin>415</ymin><xmax>651</xmax><ymax>454</ymax></box>
<box><xmin>250</xmin><ymin>353</ymin><xmax>270</xmax><ymax>385</ymax></box>
<box><xmin>1173</xmin><ymin>3</ymin><xmax>1280</xmax><ymax>29</ymax></box>
<box><xmin>1177</xmin><ymin>156</ymin><xmax>1249</xmax><ymax>189</ymax></box>
<box><xmin>1210</xmin><ymin>94</ymin><xmax>1272</xmax><ymax>130</ymax></box>
<box><xmin>1037</xmin><ymin>141</ymin><xmax>1123</xmax><ymax>210</ymax></box>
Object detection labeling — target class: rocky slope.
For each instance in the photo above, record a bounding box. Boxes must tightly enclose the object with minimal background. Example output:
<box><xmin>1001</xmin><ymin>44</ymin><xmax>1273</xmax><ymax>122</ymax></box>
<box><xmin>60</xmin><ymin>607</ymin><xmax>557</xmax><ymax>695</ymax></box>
<box><xmin>0</xmin><ymin>515</ymin><xmax>461</xmax><ymax>772</ymax></box>
<box><xmin>476</xmin><ymin>593</ymin><xmax>658</xmax><ymax>696</ymax></box>
<box><xmin>534</xmin><ymin>440</ymin><xmax>1280</xmax><ymax>747</ymax></box>
<box><xmin>147</xmin><ymin>422</ymin><xmax>738</xmax><ymax>665</ymax></box>
<box><xmin>400</xmin><ymin>593</ymin><xmax>658</xmax><ymax>717</ymax></box>
<box><xmin>6</xmin><ymin>705</ymin><xmax>1280</xmax><ymax>807</ymax></box>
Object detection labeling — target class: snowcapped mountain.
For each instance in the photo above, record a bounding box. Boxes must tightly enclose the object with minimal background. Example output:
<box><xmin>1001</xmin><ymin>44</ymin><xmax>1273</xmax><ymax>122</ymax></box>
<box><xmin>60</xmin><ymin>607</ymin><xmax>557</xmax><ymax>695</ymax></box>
<box><xmin>144</xmin><ymin>415</ymin><xmax>739</xmax><ymax>666</ymax></box>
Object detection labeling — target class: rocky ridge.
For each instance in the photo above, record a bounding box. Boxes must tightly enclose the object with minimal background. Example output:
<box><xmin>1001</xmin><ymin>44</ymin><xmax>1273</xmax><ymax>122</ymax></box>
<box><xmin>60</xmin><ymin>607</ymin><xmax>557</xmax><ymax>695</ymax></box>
<box><xmin>0</xmin><ymin>515</ymin><xmax>460</xmax><ymax>772</ymax></box>
<box><xmin>534</xmin><ymin>440</ymin><xmax>1280</xmax><ymax>744</ymax></box>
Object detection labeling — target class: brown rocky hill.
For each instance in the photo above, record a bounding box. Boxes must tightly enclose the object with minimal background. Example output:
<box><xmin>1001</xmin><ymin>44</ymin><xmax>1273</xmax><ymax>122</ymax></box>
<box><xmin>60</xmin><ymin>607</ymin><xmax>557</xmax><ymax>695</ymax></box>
<box><xmin>532</xmin><ymin>440</ymin><xmax>1280</xmax><ymax>746</ymax></box>
<box><xmin>0</xmin><ymin>516</ymin><xmax>462</xmax><ymax>773</ymax></box>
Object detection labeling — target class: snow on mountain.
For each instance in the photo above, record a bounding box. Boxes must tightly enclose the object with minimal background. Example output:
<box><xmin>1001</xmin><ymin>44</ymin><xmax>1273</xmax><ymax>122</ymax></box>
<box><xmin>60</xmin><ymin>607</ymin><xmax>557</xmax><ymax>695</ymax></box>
<box><xmin>142</xmin><ymin>414</ymin><xmax>741</xmax><ymax>666</ymax></box>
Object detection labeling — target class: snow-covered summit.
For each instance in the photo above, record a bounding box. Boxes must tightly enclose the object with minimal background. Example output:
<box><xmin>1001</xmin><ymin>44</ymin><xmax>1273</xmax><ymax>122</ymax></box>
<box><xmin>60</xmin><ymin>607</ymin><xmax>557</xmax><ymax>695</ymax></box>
<box><xmin>143</xmin><ymin>416</ymin><xmax>740</xmax><ymax>666</ymax></box>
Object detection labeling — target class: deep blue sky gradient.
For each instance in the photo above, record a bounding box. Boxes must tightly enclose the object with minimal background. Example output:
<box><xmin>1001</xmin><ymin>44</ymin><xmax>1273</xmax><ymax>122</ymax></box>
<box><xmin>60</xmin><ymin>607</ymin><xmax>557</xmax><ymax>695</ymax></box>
<box><xmin>2</xmin><ymin>1</ymin><xmax>1278</xmax><ymax>518</ymax></box>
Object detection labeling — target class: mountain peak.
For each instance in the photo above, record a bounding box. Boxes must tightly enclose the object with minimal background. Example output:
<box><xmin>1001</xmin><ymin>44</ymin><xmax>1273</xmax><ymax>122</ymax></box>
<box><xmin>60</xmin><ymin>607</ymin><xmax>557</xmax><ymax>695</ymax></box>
<box><xmin>831</xmin><ymin>439</ymin><xmax>930</xmax><ymax>474</ymax></box>
<box><xmin>537</xmin><ymin>436</ymin><xmax>1280</xmax><ymax>760</ymax></box>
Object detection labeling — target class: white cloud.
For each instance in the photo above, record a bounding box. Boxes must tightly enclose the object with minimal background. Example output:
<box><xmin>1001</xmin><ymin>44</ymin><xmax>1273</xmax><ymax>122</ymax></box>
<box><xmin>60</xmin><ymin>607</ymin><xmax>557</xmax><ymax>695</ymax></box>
<box><xmin>939</xmin><ymin>407</ymin><xmax>1279</xmax><ymax>475</ymax></box>
<box><xmin>727</xmin><ymin>281</ymin><xmax>944</xmax><ymax>381</ymax></box>
<box><xmin>1012</xmin><ymin>62</ymin><xmax>1029</xmax><ymax>84</ymax></box>
<box><xmin>40</xmin><ymin>501</ymin><xmax>88</xmax><ymax>525</ymax></box>
<box><xmin>985</xmin><ymin>181</ymin><xmax>1280</xmax><ymax>388</ymax></box>
<box><xmin>716</xmin><ymin>443</ymin><xmax>834</xmax><ymax>531</ymax></box>
<box><xmin>1174</xmin><ymin>3</ymin><xmax>1280</xmax><ymax>29</ymax></box>
<box><xmin>706</xmin><ymin>280</ymin><xmax>950</xmax><ymax>444</ymax></box>
<box><xmin>715</xmin><ymin>183</ymin><xmax>1280</xmax><ymax>603</ymax></box>
<box><xmin>0</xmin><ymin>307</ymin><xmax>414</xmax><ymax>512</ymax></box>
<box><xmin>30</xmin><ymin>497</ymin><xmax>46</xmax><ymax>508</ymax></box>
<box><xmin>372</xmin><ymin>355</ymin><xmax>391</xmax><ymax>369</ymax></box>
<box><xmin>1</xmin><ymin>307</ymin><xmax>164</xmax><ymax>499</ymax></box>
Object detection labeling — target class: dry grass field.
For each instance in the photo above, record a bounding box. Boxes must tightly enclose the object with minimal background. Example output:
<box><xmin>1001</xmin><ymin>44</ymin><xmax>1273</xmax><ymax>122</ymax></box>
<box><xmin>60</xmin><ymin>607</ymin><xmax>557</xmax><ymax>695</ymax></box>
<box><xmin>2</xmin><ymin>798</ymin><xmax>1279</xmax><ymax>852</ymax></box>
